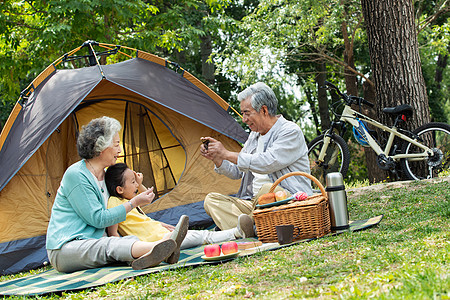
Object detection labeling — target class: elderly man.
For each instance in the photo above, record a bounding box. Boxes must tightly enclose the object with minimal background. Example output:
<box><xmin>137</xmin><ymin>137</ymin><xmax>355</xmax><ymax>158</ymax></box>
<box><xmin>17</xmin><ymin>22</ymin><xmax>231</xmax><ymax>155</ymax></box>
<box><xmin>200</xmin><ymin>82</ymin><xmax>312</xmax><ymax>231</ymax></box>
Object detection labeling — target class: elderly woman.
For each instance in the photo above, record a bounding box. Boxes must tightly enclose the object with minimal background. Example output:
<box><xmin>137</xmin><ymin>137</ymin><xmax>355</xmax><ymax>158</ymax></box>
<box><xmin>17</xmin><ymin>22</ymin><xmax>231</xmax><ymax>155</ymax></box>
<box><xmin>46</xmin><ymin>116</ymin><xmax>180</xmax><ymax>272</ymax></box>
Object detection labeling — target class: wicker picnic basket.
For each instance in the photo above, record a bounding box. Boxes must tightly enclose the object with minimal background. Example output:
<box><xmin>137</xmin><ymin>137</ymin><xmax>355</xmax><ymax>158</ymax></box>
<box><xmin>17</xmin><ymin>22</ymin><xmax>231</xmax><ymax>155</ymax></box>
<box><xmin>253</xmin><ymin>172</ymin><xmax>331</xmax><ymax>243</ymax></box>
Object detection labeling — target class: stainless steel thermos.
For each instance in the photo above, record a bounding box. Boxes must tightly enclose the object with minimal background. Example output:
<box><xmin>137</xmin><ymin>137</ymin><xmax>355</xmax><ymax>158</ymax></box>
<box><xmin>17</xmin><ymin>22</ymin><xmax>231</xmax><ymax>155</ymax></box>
<box><xmin>326</xmin><ymin>172</ymin><xmax>349</xmax><ymax>231</ymax></box>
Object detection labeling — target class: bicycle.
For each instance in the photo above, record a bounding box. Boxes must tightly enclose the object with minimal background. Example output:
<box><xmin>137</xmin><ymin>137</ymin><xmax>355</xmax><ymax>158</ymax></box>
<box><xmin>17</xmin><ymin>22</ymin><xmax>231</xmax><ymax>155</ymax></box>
<box><xmin>308</xmin><ymin>81</ymin><xmax>450</xmax><ymax>186</ymax></box>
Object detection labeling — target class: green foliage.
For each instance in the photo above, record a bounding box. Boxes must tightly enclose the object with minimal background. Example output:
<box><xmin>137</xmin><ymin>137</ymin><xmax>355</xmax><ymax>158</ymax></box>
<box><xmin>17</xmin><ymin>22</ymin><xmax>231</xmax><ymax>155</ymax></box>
<box><xmin>215</xmin><ymin>0</ymin><xmax>372</xmax><ymax>134</ymax></box>
<box><xmin>417</xmin><ymin>9</ymin><xmax>449</xmax><ymax>123</ymax></box>
<box><xmin>0</xmin><ymin>0</ymin><xmax>236</xmax><ymax>131</ymax></box>
<box><xmin>345</xmin><ymin>140</ymin><xmax>368</xmax><ymax>183</ymax></box>
<box><xmin>0</xmin><ymin>97</ymin><xmax>15</xmax><ymax>129</ymax></box>
<box><xmin>217</xmin><ymin>0</ymin><xmax>448</xmax><ymax>143</ymax></box>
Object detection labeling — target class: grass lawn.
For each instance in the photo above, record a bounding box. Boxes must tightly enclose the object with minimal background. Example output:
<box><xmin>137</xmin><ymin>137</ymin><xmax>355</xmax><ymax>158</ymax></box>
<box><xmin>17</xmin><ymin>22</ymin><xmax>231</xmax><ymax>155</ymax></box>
<box><xmin>1</xmin><ymin>178</ymin><xmax>449</xmax><ymax>299</ymax></box>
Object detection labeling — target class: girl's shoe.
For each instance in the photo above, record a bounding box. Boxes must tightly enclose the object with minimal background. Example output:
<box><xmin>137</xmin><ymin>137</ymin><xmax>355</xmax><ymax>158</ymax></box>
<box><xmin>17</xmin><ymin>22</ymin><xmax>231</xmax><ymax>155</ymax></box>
<box><xmin>165</xmin><ymin>215</ymin><xmax>189</xmax><ymax>264</ymax></box>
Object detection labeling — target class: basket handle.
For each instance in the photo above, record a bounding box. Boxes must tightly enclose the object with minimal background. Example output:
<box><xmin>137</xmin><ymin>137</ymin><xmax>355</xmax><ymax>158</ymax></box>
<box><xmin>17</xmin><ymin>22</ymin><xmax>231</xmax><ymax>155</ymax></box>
<box><xmin>268</xmin><ymin>172</ymin><xmax>326</xmax><ymax>197</ymax></box>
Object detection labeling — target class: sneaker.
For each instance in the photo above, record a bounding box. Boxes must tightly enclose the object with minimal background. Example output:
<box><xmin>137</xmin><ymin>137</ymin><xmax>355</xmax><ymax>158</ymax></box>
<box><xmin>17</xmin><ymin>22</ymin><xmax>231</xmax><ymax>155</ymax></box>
<box><xmin>165</xmin><ymin>215</ymin><xmax>189</xmax><ymax>264</ymax></box>
<box><xmin>131</xmin><ymin>239</ymin><xmax>176</xmax><ymax>270</ymax></box>
<box><xmin>237</xmin><ymin>214</ymin><xmax>255</xmax><ymax>238</ymax></box>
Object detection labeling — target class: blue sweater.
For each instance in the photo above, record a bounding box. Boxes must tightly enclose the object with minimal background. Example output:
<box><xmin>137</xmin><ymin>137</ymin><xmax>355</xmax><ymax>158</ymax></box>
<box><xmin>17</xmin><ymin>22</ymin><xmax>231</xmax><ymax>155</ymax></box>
<box><xmin>46</xmin><ymin>160</ymin><xmax>126</xmax><ymax>250</ymax></box>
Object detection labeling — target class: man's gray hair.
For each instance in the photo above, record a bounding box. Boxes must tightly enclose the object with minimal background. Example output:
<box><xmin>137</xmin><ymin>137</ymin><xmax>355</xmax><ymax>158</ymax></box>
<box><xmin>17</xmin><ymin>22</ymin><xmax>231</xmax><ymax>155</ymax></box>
<box><xmin>77</xmin><ymin>116</ymin><xmax>122</xmax><ymax>159</ymax></box>
<box><xmin>237</xmin><ymin>82</ymin><xmax>278</xmax><ymax>116</ymax></box>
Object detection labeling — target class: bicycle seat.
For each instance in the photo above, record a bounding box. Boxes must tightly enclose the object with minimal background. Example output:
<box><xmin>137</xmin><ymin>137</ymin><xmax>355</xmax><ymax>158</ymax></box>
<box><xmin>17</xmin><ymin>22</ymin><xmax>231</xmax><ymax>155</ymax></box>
<box><xmin>382</xmin><ymin>104</ymin><xmax>413</xmax><ymax>117</ymax></box>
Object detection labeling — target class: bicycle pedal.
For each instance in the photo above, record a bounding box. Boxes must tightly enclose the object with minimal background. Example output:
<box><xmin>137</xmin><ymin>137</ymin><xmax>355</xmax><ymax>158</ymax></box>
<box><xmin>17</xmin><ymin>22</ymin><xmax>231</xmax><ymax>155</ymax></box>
<box><xmin>376</xmin><ymin>154</ymin><xmax>396</xmax><ymax>171</ymax></box>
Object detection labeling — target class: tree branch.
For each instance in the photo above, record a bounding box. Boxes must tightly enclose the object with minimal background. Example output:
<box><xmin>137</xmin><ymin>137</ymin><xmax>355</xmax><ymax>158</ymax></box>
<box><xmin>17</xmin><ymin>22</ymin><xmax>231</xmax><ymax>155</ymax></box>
<box><xmin>25</xmin><ymin>0</ymin><xmax>47</xmax><ymax>14</ymax></box>
<box><xmin>418</xmin><ymin>0</ymin><xmax>450</xmax><ymax>33</ymax></box>
<box><xmin>4</xmin><ymin>19</ymin><xmax>40</xmax><ymax>30</ymax></box>
<box><xmin>351</xmin><ymin>15</ymin><xmax>364</xmax><ymax>48</ymax></box>
<box><xmin>287</xmin><ymin>51</ymin><xmax>374</xmax><ymax>87</ymax></box>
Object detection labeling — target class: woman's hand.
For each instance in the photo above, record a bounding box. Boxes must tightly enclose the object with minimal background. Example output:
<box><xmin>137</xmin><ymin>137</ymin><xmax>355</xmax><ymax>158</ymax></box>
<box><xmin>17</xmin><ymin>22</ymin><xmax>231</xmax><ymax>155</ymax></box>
<box><xmin>132</xmin><ymin>186</ymin><xmax>155</xmax><ymax>207</ymax></box>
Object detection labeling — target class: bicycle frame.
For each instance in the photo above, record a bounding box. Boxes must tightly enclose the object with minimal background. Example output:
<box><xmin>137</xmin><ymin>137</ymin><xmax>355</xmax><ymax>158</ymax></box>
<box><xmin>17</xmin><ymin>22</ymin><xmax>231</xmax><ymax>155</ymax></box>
<box><xmin>318</xmin><ymin>104</ymin><xmax>433</xmax><ymax>163</ymax></box>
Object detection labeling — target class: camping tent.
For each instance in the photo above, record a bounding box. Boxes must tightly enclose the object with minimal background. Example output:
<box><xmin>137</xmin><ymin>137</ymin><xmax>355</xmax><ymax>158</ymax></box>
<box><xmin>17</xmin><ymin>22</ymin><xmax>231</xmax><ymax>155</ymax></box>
<box><xmin>0</xmin><ymin>41</ymin><xmax>248</xmax><ymax>275</ymax></box>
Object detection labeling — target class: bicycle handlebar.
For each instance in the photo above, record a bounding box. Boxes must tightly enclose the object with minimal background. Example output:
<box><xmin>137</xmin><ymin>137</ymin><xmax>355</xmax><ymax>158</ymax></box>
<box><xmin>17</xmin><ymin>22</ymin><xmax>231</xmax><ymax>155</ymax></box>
<box><xmin>323</xmin><ymin>81</ymin><xmax>374</xmax><ymax>108</ymax></box>
<box><xmin>361</xmin><ymin>98</ymin><xmax>375</xmax><ymax>108</ymax></box>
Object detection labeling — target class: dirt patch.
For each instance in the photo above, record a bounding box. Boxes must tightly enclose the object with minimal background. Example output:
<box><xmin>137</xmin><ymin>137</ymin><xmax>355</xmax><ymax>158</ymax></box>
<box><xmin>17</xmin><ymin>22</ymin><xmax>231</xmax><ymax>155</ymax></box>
<box><xmin>346</xmin><ymin>177</ymin><xmax>450</xmax><ymax>199</ymax></box>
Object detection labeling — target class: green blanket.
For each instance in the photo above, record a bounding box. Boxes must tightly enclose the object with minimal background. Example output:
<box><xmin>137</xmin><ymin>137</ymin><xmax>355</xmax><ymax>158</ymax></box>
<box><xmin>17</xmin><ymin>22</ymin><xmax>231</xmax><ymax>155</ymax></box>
<box><xmin>0</xmin><ymin>215</ymin><xmax>382</xmax><ymax>296</ymax></box>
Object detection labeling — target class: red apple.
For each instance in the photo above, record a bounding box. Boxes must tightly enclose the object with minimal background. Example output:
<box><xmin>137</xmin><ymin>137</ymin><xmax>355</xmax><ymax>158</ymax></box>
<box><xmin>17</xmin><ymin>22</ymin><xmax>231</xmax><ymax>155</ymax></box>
<box><xmin>204</xmin><ymin>244</ymin><xmax>221</xmax><ymax>257</ymax></box>
<box><xmin>221</xmin><ymin>241</ymin><xmax>238</xmax><ymax>255</ymax></box>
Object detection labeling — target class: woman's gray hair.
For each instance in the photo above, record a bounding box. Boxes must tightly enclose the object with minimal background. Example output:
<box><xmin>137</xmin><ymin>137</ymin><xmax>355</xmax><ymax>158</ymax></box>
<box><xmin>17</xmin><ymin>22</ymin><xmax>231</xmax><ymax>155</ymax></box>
<box><xmin>77</xmin><ymin>116</ymin><xmax>122</xmax><ymax>159</ymax></box>
<box><xmin>237</xmin><ymin>82</ymin><xmax>278</xmax><ymax>116</ymax></box>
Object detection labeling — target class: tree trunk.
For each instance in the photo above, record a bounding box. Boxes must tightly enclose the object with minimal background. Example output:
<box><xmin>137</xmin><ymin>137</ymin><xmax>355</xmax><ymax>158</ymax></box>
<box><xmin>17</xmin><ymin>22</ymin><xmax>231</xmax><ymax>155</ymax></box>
<box><xmin>428</xmin><ymin>51</ymin><xmax>448</xmax><ymax>123</ymax></box>
<box><xmin>174</xmin><ymin>49</ymin><xmax>186</xmax><ymax>66</ymax></box>
<box><xmin>360</xmin><ymin>0</ymin><xmax>430</xmax><ymax>131</ymax></box>
<box><xmin>362</xmin><ymin>80</ymin><xmax>389</xmax><ymax>183</ymax></box>
<box><xmin>341</xmin><ymin>20</ymin><xmax>358</xmax><ymax>96</ymax></box>
<box><xmin>100</xmin><ymin>55</ymin><xmax>107</xmax><ymax>65</ymax></box>
<box><xmin>315</xmin><ymin>62</ymin><xmax>331</xmax><ymax>132</ymax></box>
<box><xmin>361</xmin><ymin>0</ymin><xmax>431</xmax><ymax>181</ymax></box>
<box><xmin>200</xmin><ymin>34</ymin><xmax>215</xmax><ymax>84</ymax></box>
<box><xmin>435</xmin><ymin>52</ymin><xmax>448</xmax><ymax>87</ymax></box>
<box><xmin>305</xmin><ymin>87</ymin><xmax>321</xmax><ymax>137</ymax></box>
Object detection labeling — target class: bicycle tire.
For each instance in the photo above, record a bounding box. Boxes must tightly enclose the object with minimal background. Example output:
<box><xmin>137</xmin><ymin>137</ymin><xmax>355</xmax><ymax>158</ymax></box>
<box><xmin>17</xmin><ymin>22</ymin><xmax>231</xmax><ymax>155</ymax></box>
<box><xmin>400</xmin><ymin>122</ymin><xmax>450</xmax><ymax>180</ymax></box>
<box><xmin>308</xmin><ymin>133</ymin><xmax>350</xmax><ymax>188</ymax></box>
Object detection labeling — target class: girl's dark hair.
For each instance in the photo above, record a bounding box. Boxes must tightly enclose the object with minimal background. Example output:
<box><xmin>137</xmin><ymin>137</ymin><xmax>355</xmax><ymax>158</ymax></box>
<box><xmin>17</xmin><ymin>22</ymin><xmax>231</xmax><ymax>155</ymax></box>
<box><xmin>105</xmin><ymin>163</ymin><xmax>129</xmax><ymax>197</ymax></box>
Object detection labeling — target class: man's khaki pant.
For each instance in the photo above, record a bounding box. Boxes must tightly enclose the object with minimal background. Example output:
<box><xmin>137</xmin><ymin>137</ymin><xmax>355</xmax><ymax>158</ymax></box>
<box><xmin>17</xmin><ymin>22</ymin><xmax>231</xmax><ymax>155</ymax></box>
<box><xmin>204</xmin><ymin>183</ymin><xmax>290</xmax><ymax>230</ymax></box>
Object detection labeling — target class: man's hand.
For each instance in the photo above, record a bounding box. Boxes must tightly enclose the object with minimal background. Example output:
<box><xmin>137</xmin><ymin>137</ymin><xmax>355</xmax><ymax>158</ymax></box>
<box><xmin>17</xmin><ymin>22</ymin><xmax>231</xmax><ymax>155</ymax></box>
<box><xmin>200</xmin><ymin>136</ymin><xmax>239</xmax><ymax>166</ymax></box>
<box><xmin>200</xmin><ymin>137</ymin><xmax>225</xmax><ymax>167</ymax></box>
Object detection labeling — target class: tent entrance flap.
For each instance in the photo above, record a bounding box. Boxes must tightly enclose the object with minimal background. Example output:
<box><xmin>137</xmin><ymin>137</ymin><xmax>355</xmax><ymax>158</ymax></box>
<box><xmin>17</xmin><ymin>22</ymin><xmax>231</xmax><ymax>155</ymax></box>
<box><xmin>74</xmin><ymin>99</ymin><xmax>185</xmax><ymax>198</ymax></box>
<box><xmin>123</xmin><ymin>102</ymin><xmax>179</xmax><ymax>197</ymax></box>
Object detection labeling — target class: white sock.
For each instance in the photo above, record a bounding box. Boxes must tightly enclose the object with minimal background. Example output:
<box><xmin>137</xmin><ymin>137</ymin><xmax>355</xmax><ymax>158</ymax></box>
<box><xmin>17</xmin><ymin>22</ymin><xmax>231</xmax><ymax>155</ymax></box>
<box><xmin>234</xmin><ymin>227</ymin><xmax>243</xmax><ymax>239</ymax></box>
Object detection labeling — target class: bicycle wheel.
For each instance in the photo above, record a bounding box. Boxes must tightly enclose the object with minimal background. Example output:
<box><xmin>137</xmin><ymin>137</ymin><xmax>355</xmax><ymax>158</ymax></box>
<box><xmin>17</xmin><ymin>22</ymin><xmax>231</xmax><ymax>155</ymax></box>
<box><xmin>400</xmin><ymin>122</ymin><xmax>450</xmax><ymax>180</ymax></box>
<box><xmin>308</xmin><ymin>133</ymin><xmax>350</xmax><ymax>188</ymax></box>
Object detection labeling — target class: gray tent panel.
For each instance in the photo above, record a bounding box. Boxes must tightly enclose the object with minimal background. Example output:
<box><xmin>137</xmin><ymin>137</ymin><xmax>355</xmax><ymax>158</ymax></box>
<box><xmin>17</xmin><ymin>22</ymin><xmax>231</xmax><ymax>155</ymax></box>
<box><xmin>0</xmin><ymin>58</ymin><xmax>247</xmax><ymax>192</ymax></box>
<box><xmin>101</xmin><ymin>58</ymin><xmax>247</xmax><ymax>143</ymax></box>
<box><xmin>0</xmin><ymin>67</ymin><xmax>102</xmax><ymax>191</ymax></box>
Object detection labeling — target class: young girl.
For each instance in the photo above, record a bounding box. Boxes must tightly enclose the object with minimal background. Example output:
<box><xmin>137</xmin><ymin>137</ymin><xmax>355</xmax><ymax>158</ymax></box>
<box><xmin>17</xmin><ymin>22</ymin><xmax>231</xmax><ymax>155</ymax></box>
<box><xmin>105</xmin><ymin>163</ymin><xmax>254</xmax><ymax>257</ymax></box>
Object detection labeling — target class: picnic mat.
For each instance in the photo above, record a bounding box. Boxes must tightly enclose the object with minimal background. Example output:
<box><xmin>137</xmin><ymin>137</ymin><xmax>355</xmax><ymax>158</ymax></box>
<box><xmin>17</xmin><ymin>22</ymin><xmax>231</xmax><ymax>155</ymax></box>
<box><xmin>0</xmin><ymin>215</ymin><xmax>382</xmax><ymax>296</ymax></box>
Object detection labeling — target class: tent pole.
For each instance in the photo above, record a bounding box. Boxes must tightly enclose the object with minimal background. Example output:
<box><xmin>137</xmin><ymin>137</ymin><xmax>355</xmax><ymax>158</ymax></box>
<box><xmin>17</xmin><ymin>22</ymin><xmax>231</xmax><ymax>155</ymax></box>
<box><xmin>87</xmin><ymin>42</ymin><xmax>106</xmax><ymax>78</ymax></box>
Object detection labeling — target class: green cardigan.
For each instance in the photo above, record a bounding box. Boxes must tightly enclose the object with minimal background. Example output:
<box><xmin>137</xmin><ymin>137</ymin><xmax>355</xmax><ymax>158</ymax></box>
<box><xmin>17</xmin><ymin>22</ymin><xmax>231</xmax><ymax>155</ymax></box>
<box><xmin>46</xmin><ymin>160</ymin><xmax>126</xmax><ymax>250</ymax></box>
